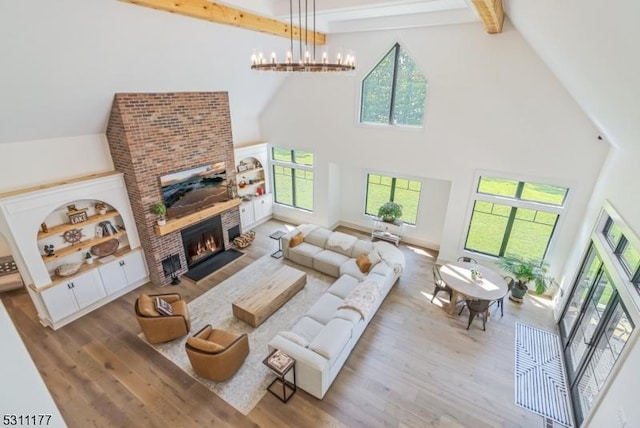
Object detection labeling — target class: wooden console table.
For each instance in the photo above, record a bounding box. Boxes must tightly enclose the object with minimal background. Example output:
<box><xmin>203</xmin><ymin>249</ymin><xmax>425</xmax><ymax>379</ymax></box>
<box><xmin>232</xmin><ymin>265</ymin><xmax>306</xmax><ymax>327</ymax></box>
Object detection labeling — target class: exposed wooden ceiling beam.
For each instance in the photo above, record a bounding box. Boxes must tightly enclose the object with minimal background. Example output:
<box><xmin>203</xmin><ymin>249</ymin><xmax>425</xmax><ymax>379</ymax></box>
<box><xmin>118</xmin><ymin>0</ymin><xmax>326</xmax><ymax>45</ymax></box>
<box><xmin>471</xmin><ymin>0</ymin><xmax>504</xmax><ymax>34</ymax></box>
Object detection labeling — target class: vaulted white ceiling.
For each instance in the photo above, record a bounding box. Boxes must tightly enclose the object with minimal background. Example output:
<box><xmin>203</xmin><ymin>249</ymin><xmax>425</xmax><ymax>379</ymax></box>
<box><xmin>1</xmin><ymin>0</ymin><xmax>638</xmax><ymax>154</ymax></box>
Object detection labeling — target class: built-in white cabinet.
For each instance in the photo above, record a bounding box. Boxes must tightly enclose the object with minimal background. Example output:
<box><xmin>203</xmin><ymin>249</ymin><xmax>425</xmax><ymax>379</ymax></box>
<box><xmin>98</xmin><ymin>250</ymin><xmax>147</xmax><ymax>295</ymax></box>
<box><xmin>40</xmin><ymin>270</ymin><xmax>106</xmax><ymax>322</ymax></box>
<box><xmin>254</xmin><ymin>193</ymin><xmax>273</xmax><ymax>223</ymax></box>
<box><xmin>239</xmin><ymin>201</ymin><xmax>256</xmax><ymax>227</ymax></box>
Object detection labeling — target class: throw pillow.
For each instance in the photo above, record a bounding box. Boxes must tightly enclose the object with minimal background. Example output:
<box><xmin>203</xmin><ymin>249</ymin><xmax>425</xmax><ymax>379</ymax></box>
<box><xmin>356</xmin><ymin>253</ymin><xmax>372</xmax><ymax>273</ymax></box>
<box><xmin>138</xmin><ymin>293</ymin><xmax>160</xmax><ymax>317</ymax></box>
<box><xmin>367</xmin><ymin>249</ymin><xmax>382</xmax><ymax>268</ymax></box>
<box><xmin>289</xmin><ymin>232</ymin><xmax>304</xmax><ymax>248</ymax></box>
<box><xmin>154</xmin><ymin>297</ymin><xmax>173</xmax><ymax>316</ymax></box>
<box><xmin>187</xmin><ymin>337</ymin><xmax>225</xmax><ymax>353</ymax></box>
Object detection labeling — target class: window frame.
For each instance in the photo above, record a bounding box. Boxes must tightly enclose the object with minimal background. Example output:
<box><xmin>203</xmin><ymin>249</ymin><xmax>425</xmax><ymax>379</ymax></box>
<box><xmin>270</xmin><ymin>147</ymin><xmax>314</xmax><ymax>212</ymax></box>
<box><xmin>462</xmin><ymin>173</ymin><xmax>569</xmax><ymax>261</ymax></box>
<box><xmin>363</xmin><ymin>172</ymin><xmax>422</xmax><ymax>226</ymax></box>
<box><xmin>359</xmin><ymin>42</ymin><xmax>427</xmax><ymax>128</ymax></box>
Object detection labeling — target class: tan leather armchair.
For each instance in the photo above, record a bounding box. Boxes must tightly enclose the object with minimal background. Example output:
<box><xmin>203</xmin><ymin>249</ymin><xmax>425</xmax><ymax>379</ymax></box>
<box><xmin>135</xmin><ymin>293</ymin><xmax>191</xmax><ymax>344</ymax></box>
<box><xmin>185</xmin><ymin>324</ymin><xmax>250</xmax><ymax>382</ymax></box>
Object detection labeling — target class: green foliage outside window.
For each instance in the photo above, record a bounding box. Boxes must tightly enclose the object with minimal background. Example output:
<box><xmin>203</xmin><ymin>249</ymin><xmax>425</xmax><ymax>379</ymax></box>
<box><xmin>465</xmin><ymin>176</ymin><xmax>567</xmax><ymax>260</ymax></box>
<box><xmin>271</xmin><ymin>148</ymin><xmax>314</xmax><ymax>211</ymax></box>
<box><xmin>360</xmin><ymin>43</ymin><xmax>427</xmax><ymax>127</ymax></box>
<box><xmin>365</xmin><ymin>174</ymin><xmax>421</xmax><ymax>225</ymax></box>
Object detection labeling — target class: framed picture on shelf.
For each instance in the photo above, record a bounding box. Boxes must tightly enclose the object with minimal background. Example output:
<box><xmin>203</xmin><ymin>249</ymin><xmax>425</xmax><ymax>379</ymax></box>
<box><xmin>95</xmin><ymin>226</ymin><xmax>103</xmax><ymax>238</ymax></box>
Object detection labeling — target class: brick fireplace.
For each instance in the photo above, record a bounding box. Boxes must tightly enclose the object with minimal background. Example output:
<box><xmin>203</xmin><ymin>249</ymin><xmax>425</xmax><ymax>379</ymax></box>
<box><xmin>105</xmin><ymin>92</ymin><xmax>240</xmax><ymax>286</ymax></box>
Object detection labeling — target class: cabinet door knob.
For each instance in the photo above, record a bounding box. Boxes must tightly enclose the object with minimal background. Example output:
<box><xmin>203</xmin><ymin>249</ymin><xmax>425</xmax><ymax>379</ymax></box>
<box><xmin>119</xmin><ymin>260</ymin><xmax>125</xmax><ymax>266</ymax></box>
<box><xmin>70</xmin><ymin>282</ymin><xmax>75</xmax><ymax>289</ymax></box>
<box><xmin>67</xmin><ymin>283</ymin><xmax>72</xmax><ymax>289</ymax></box>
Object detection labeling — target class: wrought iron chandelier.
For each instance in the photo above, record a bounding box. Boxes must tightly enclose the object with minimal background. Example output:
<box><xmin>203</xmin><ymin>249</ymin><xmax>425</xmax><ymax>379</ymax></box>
<box><xmin>251</xmin><ymin>0</ymin><xmax>355</xmax><ymax>72</ymax></box>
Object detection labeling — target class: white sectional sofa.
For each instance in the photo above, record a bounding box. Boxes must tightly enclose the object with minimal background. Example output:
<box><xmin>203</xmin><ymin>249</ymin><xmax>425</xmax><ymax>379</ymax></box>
<box><xmin>268</xmin><ymin>224</ymin><xmax>406</xmax><ymax>399</ymax></box>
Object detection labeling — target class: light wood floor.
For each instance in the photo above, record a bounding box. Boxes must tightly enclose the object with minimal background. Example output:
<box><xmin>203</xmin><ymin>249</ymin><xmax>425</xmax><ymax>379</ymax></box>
<box><xmin>2</xmin><ymin>220</ymin><xmax>557</xmax><ymax>428</ymax></box>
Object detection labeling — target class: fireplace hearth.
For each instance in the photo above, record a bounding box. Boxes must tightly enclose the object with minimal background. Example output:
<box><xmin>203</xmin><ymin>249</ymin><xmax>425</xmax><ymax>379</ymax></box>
<box><xmin>181</xmin><ymin>216</ymin><xmax>224</xmax><ymax>268</ymax></box>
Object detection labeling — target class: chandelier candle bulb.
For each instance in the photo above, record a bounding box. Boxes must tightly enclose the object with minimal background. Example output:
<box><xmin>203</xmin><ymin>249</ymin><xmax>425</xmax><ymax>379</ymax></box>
<box><xmin>249</xmin><ymin>0</ymin><xmax>354</xmax><ymax>72</ymax></box>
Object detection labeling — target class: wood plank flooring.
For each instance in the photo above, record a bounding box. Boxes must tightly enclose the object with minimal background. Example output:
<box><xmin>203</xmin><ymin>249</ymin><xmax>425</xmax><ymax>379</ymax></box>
<box><xmin>1</xmin><ymin>220</ymin><xmax>556</xmax><ymax>427</ymax></box>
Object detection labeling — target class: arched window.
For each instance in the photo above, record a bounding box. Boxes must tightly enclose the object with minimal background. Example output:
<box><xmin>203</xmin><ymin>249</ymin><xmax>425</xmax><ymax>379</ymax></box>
<box><xmin>360</xmin><ymin>43</ymin><xmax>427</xmax><ymax>127</ymax></box>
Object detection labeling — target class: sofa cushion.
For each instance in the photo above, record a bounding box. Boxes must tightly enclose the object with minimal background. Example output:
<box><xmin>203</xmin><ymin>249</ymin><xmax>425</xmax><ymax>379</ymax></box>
<box><xmin>290</xmin><ymin>232</ymin><xmax>304</xmax><ymax>248</ymax></box>
<box><xmin>334</xmin><ymin>308</ymin><xmax>363</xmax><ymax>325</ymax></box>
<box><xmin>351</xmin><ymin>240</ymin><xmax>374</xmax><ymax>258</ymax></box>
<box><xmin>356</xmin><ymin>253</ymin><xmax>372</xmax><ymax>273</ymax></box>
<box><xmin>327</xmin><ymin>274</ymin><xmax>360</xmax><ymax>299</ymax></box>
<box><xmin>368</xmin><ymin>249</ymin><xmax>382</xmax><ymax>268</ymax></box>
<box><xmin>306</xmin><ymin>293</ymin><xmax>345</xmax><ymax>325</ymax></box>
<box><xmin>289</xmin><ymin>242</ymin><xmax>323</xmax><ymax>267</ymax></box>
<box><xmin>308</xmin><ymin>318</ymin><xmax>353</xmax><ymax>364</ymax></box>
<box><xmin>370</xmin><ymin>262</ymin><xmax>394</xmax><ymax>277</ymax></box>
<box><xmin>290</xmin><ymin>316</ymin><xmax>324</xmax><ymax>344</ymax></box>
<box><xmin>326</xmin><ymin>232</ymin><xmax>358</xmax><ymax>257</ymax></box>
<box><xmin>278</xmin><ymin>331</ymin><xmax>310</xmax><ymax>348</ymax></box>
<box><xmin>339</xmin><ymin>259</ymin><xmax>367</xmax><ymax>280</ymax></box>
<box><xmin>314</xmin><ymin>250</ymin><xmax>350</xmax><ymax>278</ymax></box>
<box><xmin>304</xmin><ymin>227</ymin><xmax>333</xmax><ymax>248</ymax></box>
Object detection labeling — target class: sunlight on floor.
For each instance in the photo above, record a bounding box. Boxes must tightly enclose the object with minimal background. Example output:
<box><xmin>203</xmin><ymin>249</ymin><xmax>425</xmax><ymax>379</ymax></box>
<box><xmin>420</xmin><ymin>290</ymin><xmax>446</xmax><ymax>308</ymax></box>
<box><xmin>406</xmin><ymin>245</ymin><xmax>435</xmax><ymax>259</ymax></box>
<box><xmin>524</xmin><ymin>293</ymin><xmax>555</xmax><ymax>309</ymax></box>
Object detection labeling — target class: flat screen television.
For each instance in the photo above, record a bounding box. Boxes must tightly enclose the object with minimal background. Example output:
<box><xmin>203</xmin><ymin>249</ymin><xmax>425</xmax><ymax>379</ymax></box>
<box><xmin>159</xmin><ymin>162</ymin><xmax>229</xmax><ymax>218</ymax></box>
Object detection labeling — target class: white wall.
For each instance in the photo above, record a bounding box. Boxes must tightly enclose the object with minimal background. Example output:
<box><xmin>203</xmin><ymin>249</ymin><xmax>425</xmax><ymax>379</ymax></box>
<box><xmin>0</xmin><ymin>0</ymin><xmax>286</xmax><ymax>146</ymax></box>
<box><xmin>261</xmin><ymin>20</ymin><xmax>608</xmax><ymax>275</ymax></box>
<box><xmin>504</xmin><ymin>1</ymin><xmax>640</xmax><ymax>425</ymax></box>
<box><xmin>0</xmin><ymin>135</ymin><xmax>113</xmax><ymax>193</ymax></box>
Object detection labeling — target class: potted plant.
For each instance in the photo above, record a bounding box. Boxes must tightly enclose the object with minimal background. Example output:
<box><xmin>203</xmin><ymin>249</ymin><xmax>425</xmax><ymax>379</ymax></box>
<box><xmin>497</xmin><ymin>255</ymin><xmax>553</xmax><ymax>302</ymax></box>
<box><xmin>85</xmin><ymin>252</ymin><xmax>94</xmax><ymax>265</ymax></box>
<box><xmin>152</xmin><ymin>201</ymin><xmax>167</xmax><ymax>226</ymax></box>
<box><xmin>377</xmin><ymin>201</ymin><xmax>403</xmax><ymax>223</ymax></box>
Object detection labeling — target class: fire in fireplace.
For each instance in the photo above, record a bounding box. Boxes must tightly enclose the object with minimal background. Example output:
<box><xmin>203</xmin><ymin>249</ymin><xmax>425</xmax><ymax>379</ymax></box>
<box><xmin>180</xmin><ymin>216</ymin><xmax>224</xmax><ymax>268</ymax></box>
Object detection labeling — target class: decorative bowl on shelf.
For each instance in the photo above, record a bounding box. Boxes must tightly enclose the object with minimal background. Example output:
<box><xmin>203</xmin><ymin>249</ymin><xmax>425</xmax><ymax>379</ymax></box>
<box><xmin>90</xmin><ymin>239</ymin><xmax>119</xmax><ymax>258</ymax></box>
<box><xmin>55</xmin><ymin>263</ymin><xmax>82</xmax><ymax>277</ymax></box>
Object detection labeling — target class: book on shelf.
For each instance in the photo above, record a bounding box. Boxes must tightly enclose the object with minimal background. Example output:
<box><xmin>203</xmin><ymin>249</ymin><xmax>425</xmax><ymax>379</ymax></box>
<box><xmin>268</xmin><ymin>350</ymin><xmax>294</xmax><ymax>372</ymax></box>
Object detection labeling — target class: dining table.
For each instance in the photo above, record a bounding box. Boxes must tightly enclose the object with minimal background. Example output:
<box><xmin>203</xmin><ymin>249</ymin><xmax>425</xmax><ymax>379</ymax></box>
<box><xmin>439</xmin><ymin>261</ymin><xmax>508</xmax><ymax>315</ymax></box>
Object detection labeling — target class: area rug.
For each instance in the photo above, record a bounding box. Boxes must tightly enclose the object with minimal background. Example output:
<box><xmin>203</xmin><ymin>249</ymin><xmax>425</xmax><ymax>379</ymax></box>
<box><xmin>140</xmin><ymin>255</ymin><xmax>333</xmax><ymax>415</ymax></box>
<box><xmin>514</xmin><ymin>322</ymin><xmax>573</xmax><ymax>427</ymax></box>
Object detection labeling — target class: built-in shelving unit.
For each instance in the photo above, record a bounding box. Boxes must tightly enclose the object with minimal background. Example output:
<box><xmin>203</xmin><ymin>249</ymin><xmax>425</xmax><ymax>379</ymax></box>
<box><xmin>0</xmin><ymin>172</ymin><xmax>148</xmax><ymax>330</ymax></box>
<box><xmin>41</xmin><ymin>230</ymin><xmax>127</xmax><ymax>263</ymax></box>
<box><xmin>235</xmin><ymin>143</ymin><xmax>274</xmax><ymax>231</ymax></box>
<box><xmin>37</xmin><ymin>210</ymin><xmax>119</xmax><ymax>239</ymax></box>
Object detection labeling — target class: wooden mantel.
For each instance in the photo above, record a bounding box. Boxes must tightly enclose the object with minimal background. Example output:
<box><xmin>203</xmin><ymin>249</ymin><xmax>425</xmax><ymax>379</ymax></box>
<box><xmin>154</xmin><ymin>198</ymin><xmax>240</xmax><ymax>236</ymax></box>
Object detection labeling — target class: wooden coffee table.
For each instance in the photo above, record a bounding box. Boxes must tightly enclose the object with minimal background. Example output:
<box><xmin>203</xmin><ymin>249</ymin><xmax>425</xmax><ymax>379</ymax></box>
<box><xmin>232</xmin><ymin>265</ymin><xmax>307</xmax><ymax>327</ymax></box>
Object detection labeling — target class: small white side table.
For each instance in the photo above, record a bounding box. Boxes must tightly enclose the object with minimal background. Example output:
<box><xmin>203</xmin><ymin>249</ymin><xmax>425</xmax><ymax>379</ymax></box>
<box><xmin>371</xmin><ymin>217</ymin><xmax>404</xmax><ymax>246</ymax></box>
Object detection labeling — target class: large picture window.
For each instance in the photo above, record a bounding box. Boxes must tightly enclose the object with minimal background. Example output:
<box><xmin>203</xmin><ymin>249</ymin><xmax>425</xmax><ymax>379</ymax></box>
<box><xmin>464</xmin><ymin>176</ymin><xmax>568</xmax><ymax>260</ymax></box>
<box><xmin>271</xmin><ymin>147</ymin><xmax>313</xmax><ymax>211</ymax></box>
<box><xmin>360</xmin><ymin>43</ymin><xmax>427</xmax><ymax>127</ymax></box>
<box><xmin>365</xmin><ymin>174</ymin><xmax>421</xmax><ymax>225</ymax></box>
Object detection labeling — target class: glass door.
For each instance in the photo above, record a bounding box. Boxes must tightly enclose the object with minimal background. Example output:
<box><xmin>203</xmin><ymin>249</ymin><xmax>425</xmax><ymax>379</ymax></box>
<box><xmin>563</xmin><ymin>270</ymin><xmax>616</xmax><ymax>381</ymax></box>
<box><xmin>559</xmin><ymin>245</ymin><xmax>602</xmax><ymax>344</ymax></box>
<box><xmin>571</xmin><ymin>297</ymin><xmax>634</xmax><ymax>424</ymax></box>
<box><xmin>559</xmin><ymin>241</ymin><xmax>636</xmax><ymax>425</ymax></box>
